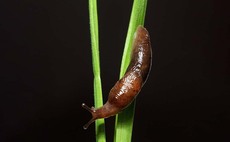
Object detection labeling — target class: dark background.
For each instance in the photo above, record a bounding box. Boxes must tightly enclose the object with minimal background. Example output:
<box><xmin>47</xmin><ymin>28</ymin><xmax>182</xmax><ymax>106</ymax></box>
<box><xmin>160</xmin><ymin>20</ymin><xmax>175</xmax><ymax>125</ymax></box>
<box><xmin>0</xmin><ymin>0</ymin><xmax>229</xmax><ymax>142</ymax></box>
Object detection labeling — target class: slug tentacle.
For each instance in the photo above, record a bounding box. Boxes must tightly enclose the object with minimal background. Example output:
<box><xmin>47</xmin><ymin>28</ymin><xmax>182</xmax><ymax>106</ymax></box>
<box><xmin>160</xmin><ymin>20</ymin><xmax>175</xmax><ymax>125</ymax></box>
<box><xmin>82</xmin><ymin>25</ymin><xmax>152</xmax><ymax>129</ymax></box>
<box><xmin>82</xmin><ymin>103</ymin><xmax>97</xmax><ymax>129</ymax></box>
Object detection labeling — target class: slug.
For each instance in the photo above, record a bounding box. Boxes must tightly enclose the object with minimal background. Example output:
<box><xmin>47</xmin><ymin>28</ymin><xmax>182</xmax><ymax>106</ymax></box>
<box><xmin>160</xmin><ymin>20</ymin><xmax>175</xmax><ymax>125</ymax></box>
<box><xmin>82</xmin><ymin>25</ymin><xmax>152</xmax><ymax>129</ymax></box>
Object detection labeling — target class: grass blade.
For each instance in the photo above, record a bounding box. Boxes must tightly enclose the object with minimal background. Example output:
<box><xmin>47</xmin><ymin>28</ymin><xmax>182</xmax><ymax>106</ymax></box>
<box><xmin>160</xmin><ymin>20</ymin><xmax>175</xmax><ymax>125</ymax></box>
<box><xmin>114</xmin><ymin>0</ymin><xmax>148</xmax><ymax>142</ymax></box>
<box><xmin>88</xmin><ymin>0</ymin><xmax>106</xmax><ymax>141</ymax></box>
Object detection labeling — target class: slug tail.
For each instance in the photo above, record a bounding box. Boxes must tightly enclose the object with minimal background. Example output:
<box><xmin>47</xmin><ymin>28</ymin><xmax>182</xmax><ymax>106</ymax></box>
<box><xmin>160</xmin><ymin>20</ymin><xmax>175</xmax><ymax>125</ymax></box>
<box><xmin>82</xmin><ymin>103</ymin><xmax>96</xmax><ymax>129</ymax></box>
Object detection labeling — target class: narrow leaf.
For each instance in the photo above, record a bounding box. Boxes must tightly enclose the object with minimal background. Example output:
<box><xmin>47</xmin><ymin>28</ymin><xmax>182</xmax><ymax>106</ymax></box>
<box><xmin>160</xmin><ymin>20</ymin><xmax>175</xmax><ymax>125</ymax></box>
<box><xmin>88</xmin><ymin>0</ymin><xmax>106</xmax><ymax>141</ymax></box>
<box><xmin>114</xmin><ymin>0</ymin><xmax>148</xmax><ymax>142</ymax></box>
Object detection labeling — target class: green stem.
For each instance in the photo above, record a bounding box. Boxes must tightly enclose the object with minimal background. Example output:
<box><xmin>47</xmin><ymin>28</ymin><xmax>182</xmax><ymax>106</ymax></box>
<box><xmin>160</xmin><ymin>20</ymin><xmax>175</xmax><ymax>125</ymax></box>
<box><xmin>88</xmin><ymin>0</ymin><xmax>106</xmax><ymax>142</ymax></box>
<box><xmin>114</xmin><ymin>0</ymin><xmax>148</xmax><ymax>142</ymax></box>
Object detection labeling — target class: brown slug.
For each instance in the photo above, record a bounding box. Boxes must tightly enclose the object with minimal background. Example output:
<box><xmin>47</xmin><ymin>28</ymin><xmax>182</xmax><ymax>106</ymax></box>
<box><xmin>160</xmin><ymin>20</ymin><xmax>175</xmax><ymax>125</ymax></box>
<box><xmin>82</xmin><ymin>25</ymin><xmax>152</xmax><ymax>129</ymax></box>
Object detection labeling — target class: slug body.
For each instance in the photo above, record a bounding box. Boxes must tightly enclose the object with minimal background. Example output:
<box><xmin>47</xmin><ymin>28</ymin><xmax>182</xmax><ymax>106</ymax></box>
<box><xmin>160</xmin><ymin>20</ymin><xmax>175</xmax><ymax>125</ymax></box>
<box><xmin>82</xmin><ymin>26</ymin><xmax>152</xmax><ymax>129</ymax></box>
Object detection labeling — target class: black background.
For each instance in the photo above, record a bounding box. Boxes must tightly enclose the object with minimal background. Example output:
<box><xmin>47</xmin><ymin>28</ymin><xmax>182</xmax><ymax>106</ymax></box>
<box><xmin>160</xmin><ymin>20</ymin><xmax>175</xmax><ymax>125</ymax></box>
<box><xmin>0</xmin><ymin>0</ymin><xmax>229</xmax><ymax>142</ymax></box>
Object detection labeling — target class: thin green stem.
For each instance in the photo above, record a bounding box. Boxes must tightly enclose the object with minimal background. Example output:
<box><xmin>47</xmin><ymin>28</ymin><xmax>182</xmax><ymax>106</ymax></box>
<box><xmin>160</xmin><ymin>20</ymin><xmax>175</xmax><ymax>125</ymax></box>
<box><xmin>114</xmin><ymin>0</ymin><xmax>148</xmax><ymax>142</ymax></box>
<box><xmin>88</xmin><ymin>0</ymin><xmax>106</xmax><ymax>142</ymax></box>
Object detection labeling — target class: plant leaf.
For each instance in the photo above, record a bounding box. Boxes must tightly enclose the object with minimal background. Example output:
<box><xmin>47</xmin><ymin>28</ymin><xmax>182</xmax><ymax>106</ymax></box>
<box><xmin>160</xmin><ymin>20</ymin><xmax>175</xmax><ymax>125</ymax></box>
<box><xmin>114</xmin><ymin>0</ymin><xmax>148</xmax><ymax>142</ymax></box>
<box><xmin>88</xmin><ymin>0</ymin><xmax>106</xmax><ymax>141</ymax></box>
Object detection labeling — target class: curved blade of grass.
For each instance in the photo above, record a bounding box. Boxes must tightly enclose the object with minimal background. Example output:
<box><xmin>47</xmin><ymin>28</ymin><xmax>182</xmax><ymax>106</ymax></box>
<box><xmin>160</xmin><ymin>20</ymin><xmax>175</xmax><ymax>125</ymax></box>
<box><xmin>114</xmin><ymin>0</ymin><xmax>148</xmax><ymax>142</ymax></box>
<box><xmin>88</xmin><ymin>0</ymin><xmax>106</xmax><ymax>142</ymax></box>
